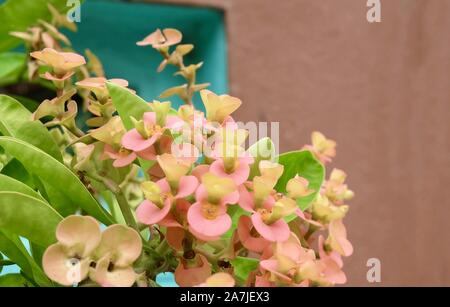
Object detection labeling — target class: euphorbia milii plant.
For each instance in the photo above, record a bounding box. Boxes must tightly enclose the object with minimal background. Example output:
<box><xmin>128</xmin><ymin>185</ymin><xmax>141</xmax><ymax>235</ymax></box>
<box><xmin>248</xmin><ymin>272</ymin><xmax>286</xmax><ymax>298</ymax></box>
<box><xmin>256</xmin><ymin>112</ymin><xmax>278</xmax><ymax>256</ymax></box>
<box><xmin>0</xmin><ymin>17</ymin><xmax>354</xmax><ymax>287</ymax></box>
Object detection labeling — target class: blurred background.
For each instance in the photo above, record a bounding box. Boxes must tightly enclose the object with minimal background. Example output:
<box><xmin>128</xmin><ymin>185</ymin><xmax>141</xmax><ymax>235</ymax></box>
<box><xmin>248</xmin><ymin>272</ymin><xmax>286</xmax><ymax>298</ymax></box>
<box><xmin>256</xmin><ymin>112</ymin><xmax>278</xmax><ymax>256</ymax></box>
<box><xmin>1</xmin><ymin>0</ymin><xmax>450</xmax><ymax>286</ymax></box>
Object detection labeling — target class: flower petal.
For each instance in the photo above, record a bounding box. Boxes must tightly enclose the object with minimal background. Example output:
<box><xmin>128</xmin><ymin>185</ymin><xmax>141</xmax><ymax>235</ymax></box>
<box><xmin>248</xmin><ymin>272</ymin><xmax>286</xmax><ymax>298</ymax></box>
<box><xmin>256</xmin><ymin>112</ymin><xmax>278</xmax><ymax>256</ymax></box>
<box><xmin>238</xmin><ymin>186</ymin><xmax>255</xmax><ymax>213</ymax></box>
<box><xmin>187</xmin><ymin>203</ymin><xmax>231</xmax><ymax>237</ymax></box>
<box><xmin>95</xmin><ymin>225</ymin><xmax>142</xmax><ymax>267</ymax></box>
<box><xmin>136</xmin><ymin>199</ymin><xmax>171</xmax><ymax>225</ymax></box>
<box><xmin>136</xmin><ymin>146</ymin><xmax>156</xmax><ymax>160</ymax></box>
<box><xmin>143</xmin><ymin>112</ymin><xmax>157</xmax><ymax>125</ymax></box>
<box><xmin>237</xmin><ymin>216</ymin><xmax>270</xmax><ymax>253</ymax></box>
<box><xmin>210</xmin><ymin>159</ymin><xmax>250</xmax><ymax>186</ymax></box>
<box><xmin>251</xmin><ymin>213</ymin><xmax>290</xmax><ymax>242</ymax></box>
<box><xmin>113</xmin><ymin>152</ymin><xmax>137</xmax><ymax>168</ymax></box>
<box><xmin>56</xmin><ymin>215</ymin><xmax>101</xmax><ymax>257</ymax></box>
<box><xmin>122</xmin><ymin>129</ymin><xmax>157</xmax><ymax>152</ymax></box>
<box><xmin>42</xmin><ymin>243</ymin><xmax>90</xmax><ymax>286</ymax></box>
<box><xmin>189</xmin><ymin>225</ymin><xmax>221</xmax><ymax>242</ymax></box>
<box><xmin>176</xmin><ymin>175</ymin><xmax>199</xmax><ymax>198</ymax></box>
<box><xmin>90</xmin><ymin>256</ymin><xmax>136</xmax><ymax>287</ymax></box>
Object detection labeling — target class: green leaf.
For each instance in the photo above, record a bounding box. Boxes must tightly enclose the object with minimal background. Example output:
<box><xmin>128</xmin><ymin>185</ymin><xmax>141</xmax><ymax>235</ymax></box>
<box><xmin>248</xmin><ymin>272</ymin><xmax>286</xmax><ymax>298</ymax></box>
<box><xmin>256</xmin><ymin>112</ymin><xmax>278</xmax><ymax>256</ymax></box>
<box><xmin>0</xmin><ymin>95</ymin><xmax>63</xmax><ymax>162</ymax></box>
<box><xmin>0</xmin><ymin>191</ymin><xmax>62</xmax><ymax>247</ymax></box>
<box><xmin>275</xmin><ymin>150</ymin><xmax>325</xmax><ymax>211</ymax></box>
<box><xmin>0</xmin><ymin>0</ymin><xmax>73</xmax><ymax>52</ymax></box>
<box><xmin>1</xmin><ymin>158</ymin><xmax>35</xmax><ymax>188</ymax></box>
<box><xmin>107</xmin><ymin>82</ymin><xmax>154</xmax><ymax>175</ymax></box>
<box><xmin>10</xmin><ymin>95</ymin><xmax>40</xmax><ymax>112</ymax></box>
<box><xmin>0</xmin><ymin>52</ymin><xmax>26</xmax><ymax>86</ymax></box>
<box><xmin>248</xmin><ymin>137</ymin><xmax>276</xmax><ymax>179</ymax></box>
<box><xmin>223</xmin><ymin>205</ymin><xmax>250</xmax><ymax>239</ymax></box>
<box><xmin>230</xmin><ymin>256</ymin><xmax>260</xmax><ymax>283</ymax></box>
<box><xmin>0</xmin><ymin>230</ymin><xmax>51</xmax><ymax>286</ymax></box>
<box><xmin>0</xmin><ymin>137</ymin><xmax>115</xmax><ymax>225</ymax></box>
<box><xmin>0</xmin><ymin>273</ymin><xmax>32</xmax><ymax>287</ymax></box>
<box><xmin>0</xmin><ymin>173</ymin><xmax>44</xmax><ymax>201</ymax></box>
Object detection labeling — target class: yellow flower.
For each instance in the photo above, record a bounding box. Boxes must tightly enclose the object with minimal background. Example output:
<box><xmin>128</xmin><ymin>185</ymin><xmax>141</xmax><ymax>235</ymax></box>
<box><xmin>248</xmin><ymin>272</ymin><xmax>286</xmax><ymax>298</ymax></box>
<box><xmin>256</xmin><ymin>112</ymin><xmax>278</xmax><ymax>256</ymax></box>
<box><xmin>200</xmin><ymin>90</ymin><xmax>242</xmax><ymax>124</ymax></box>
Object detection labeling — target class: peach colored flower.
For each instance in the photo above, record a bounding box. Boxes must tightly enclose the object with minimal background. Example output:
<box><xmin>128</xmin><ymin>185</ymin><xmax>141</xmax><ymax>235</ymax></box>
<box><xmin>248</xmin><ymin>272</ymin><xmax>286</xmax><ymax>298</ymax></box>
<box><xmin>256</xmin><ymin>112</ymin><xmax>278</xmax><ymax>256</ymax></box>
<box><xmin>43</xmin><ymin>215</ymin><xmax>101</xmax><ymax>286</ymax></box>
<box><xmin>89</xmin><ymin>225</ymin><xmax>142</xmax><ymax>287</ymax></box>
<box><xmin>325</xmin><ymin>219</ymin><xmax>353</xmax><ymax>257</ymax></box>
<box><xmin>30</xmin><ymin>48</ymin><xmax>85</xmax><ymax>75</ymax></box>
<box><xmin>76</xmin><ymin>77</ymin><xmax>129</xmax><ymax>102</ymax></box>
<box><xmin>137</xmin><ymin>28</ymin><xmax>182</xmax><ymax>49</ymax></box>
<box><xmin>303</xmin><ymin>131</ymin><xmax>336</xmax><ymax>164</ymax></box>
<box><xmin>323</xmin><ymin>168</ymin><xmax>354</xmax><ymax>205</ymax></box>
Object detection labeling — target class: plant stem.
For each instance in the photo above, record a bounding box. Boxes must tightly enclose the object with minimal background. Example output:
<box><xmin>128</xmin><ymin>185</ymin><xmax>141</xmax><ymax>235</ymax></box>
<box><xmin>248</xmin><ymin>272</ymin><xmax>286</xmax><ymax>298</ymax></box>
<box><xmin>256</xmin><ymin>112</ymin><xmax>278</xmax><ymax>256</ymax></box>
<box><xmin>156</xmin><ymin>239</ymin><xmax>170</xmax><ymax>255</ymax></box>
<box><xmin>115</xmin><ymin>192</ymin><xmax>138</xmax><ymax>231</ymax></box>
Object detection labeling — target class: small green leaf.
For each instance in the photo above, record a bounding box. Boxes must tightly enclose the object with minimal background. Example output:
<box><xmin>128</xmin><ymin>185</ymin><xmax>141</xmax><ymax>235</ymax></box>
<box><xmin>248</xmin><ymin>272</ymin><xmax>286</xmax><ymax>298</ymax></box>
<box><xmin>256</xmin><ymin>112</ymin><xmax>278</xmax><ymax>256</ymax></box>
<box><xmin>0</xmin><ymin>137</ymin><xmax>114</xmax><ymax>225</ymax></box>
<box><xmin>10</xmin><ymin>95</ymin><xmax>40</xmax><ymax>112</ymax></box>
<box><xmin>0</xmin><ymin>173</ymin><xmax>44</xmax><ymax>201</ymax></box>
<box><xmin>275</xmin><ymin>150</ymin><xmax>325</xmax><ymax>211</ymax></box>
<box><xmin>0</xmin><ymin>95</ymin><xmax>63</xmax><ymax>162</ymax></box>
<box><xmin>223</xmin><ymin>205</ymin><xmax>250</xmax><ymax>239</ymax></box>
<box><xmin>230</xmin><ymin>256</ymin><xmax>260</xmax><ymax>283</ymax></box>
<box><xmin>107</xmin><ymin>82</ymin><xmax>155</xmax><ymax>176</ymax></box>
<box><xmin>0</xmin><ymin>191</ymin><xmax>62</xmax><ymax>247</ymax></box>
<box><xmin>1</xmin><ymin>159</ymin><xmax>35</xmax><ymax>189</ymax></box>
<box><xmin>0</xmin><ymin>273</ymin><xmax>32</xmax><ymax>287</ymax></box>
<box><xmin>0</xmin><ymin>52</ymin><xmax>26</xmax><ymax>86</ymax></box>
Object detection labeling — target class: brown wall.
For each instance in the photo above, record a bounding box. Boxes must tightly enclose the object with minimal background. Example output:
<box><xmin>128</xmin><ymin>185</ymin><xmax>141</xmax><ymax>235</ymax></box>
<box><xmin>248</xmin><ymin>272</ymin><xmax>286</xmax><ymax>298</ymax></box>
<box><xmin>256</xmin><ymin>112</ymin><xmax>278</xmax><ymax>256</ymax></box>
<box><xmin>153</xmin><ymin>0</ymin><xmax>450</xmax><ymax>286</ymax></box>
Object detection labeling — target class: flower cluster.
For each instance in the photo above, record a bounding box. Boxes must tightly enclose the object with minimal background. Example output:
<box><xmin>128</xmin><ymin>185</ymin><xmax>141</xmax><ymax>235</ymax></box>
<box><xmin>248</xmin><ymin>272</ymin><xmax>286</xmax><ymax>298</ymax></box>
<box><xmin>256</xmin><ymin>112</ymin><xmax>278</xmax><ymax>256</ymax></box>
<box><xmin>22</xmin><ymin>27</ymin><xmax>354</xmax><ymax>287</ymax></box>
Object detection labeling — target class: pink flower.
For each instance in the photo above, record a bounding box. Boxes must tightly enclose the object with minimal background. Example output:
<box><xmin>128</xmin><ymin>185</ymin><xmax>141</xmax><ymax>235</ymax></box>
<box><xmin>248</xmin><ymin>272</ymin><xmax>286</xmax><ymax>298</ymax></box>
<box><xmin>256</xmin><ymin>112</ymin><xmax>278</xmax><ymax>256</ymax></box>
<box><xmin>237</xmin><ymin>216</ymin><xmax>270</xmax><ymax>253</ymax></box>
<box><xmin>121</xmin><ymin>112</ymin><xmax>163</xmax><ymax>152</ymax></box>
<box><xmin>103</xmin><ymin>144</ymin><xmax>137</xmax><ymax>168</ymax></box>
<box><xmin>238</xmin><ymin>185</ymin><xmax>291</xmax><ymax>243</ymax></box>
<box><xmin>187</xmin><ymin>173</ymin><xmax>239</xmax><ymax>239</ymax></box>
<box><xmin>210</xmin><ymin>157</ymin><xmax>251</xmax><ymax>186</ymax></box>
<box><xmin>102</xmin><ymin>144</ymin><xmax>156</xmax><ymax>168</ymax></box>
<box><xmin>121</xmin><ymin>112</ymin><xmax>183</xmax><ymax>153</ymax></box>
<box><xmin>136</xmin><ymin>175</ymin><xmax>198</xmax><ymax>225</ymax></box>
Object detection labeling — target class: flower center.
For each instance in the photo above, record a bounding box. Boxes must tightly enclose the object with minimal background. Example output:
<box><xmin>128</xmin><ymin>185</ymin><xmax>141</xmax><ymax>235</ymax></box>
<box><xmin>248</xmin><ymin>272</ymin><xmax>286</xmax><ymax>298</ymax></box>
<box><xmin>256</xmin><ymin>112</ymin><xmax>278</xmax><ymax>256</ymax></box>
<box><xmin>257</xmin><ymin>208</ymin><xmax>272</xmax><ymax>223</ymax></box>
<box><xmin>201</xmin><ymin>202</ymin><xmax>221</xmax><ymax>220</ymax></box>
